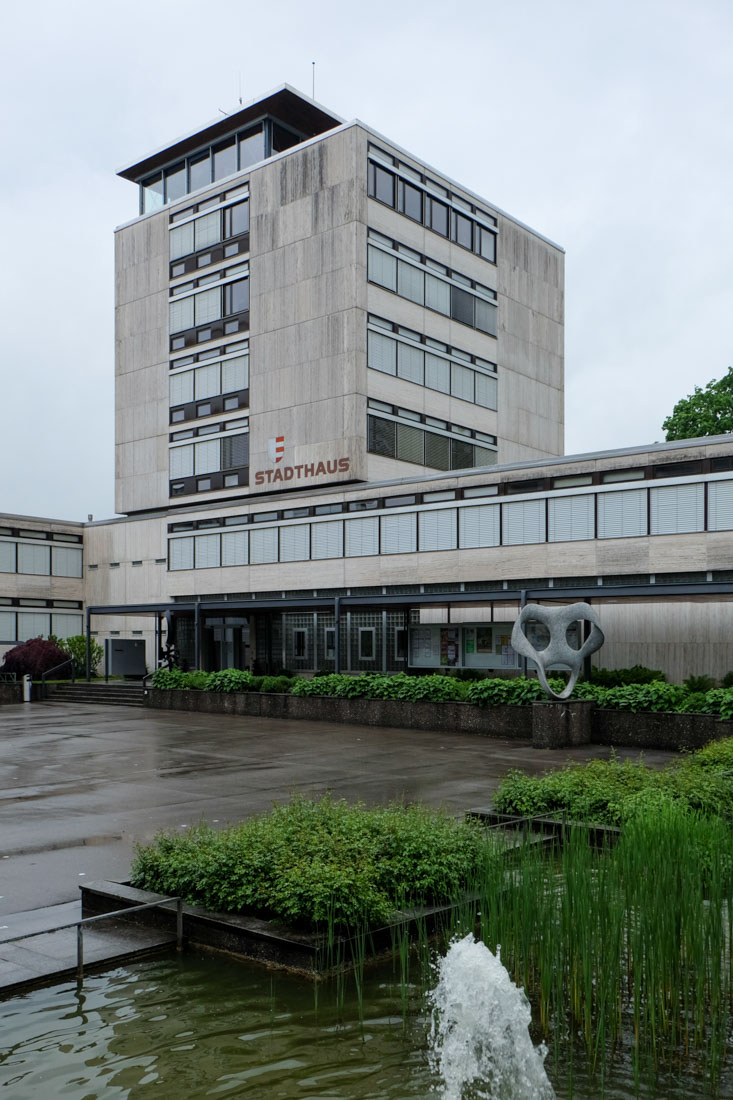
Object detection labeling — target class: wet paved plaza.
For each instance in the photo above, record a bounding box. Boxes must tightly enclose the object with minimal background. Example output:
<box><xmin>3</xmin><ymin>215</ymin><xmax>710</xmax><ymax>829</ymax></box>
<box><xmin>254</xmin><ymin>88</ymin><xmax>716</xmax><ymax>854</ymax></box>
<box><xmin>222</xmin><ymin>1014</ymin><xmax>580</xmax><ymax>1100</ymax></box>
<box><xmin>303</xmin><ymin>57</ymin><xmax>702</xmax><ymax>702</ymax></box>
<box><xmin>0</xmin><ymin>701</ymin><xmax>676</xmax><ymax>917</ymax></box>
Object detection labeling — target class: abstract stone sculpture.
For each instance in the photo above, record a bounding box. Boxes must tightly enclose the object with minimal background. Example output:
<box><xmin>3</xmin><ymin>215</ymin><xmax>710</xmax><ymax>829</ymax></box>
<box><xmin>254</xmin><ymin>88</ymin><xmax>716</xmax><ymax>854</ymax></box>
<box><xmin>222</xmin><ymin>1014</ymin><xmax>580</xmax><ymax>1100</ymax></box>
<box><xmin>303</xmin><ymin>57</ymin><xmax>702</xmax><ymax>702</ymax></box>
<box><xmin>510</xmin><ymin>603</ymin><xmax>605</xmax><ymax>700</ymax></box>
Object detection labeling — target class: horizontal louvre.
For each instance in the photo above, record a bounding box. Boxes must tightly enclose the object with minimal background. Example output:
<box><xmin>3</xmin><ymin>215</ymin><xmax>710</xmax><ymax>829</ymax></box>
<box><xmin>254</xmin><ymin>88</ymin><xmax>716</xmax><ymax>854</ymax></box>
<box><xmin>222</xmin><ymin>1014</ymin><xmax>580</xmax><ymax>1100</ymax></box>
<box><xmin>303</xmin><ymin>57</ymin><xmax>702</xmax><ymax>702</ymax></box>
<box><xmin>169</xmin><ymin>537</ymin><xmax>194</xmax><ymax>570</ymax></box>
<box><xmin>195</xmin><ymin>534</ymin><xmax>220</xmax><ymax>569</ymax></box>
<box><xmin>381</xmin><ymin>512</ymin><xmax>416</xmax><ymax>555</ymax></box>
<box><xmin>451</xmin><ymin>364</ymin><xmax>474</xmax><ymax>402</ymax></box>
<box><xmin>169</xmin><ymin>222</ymin><xmax>194</xmax><ymax>260</ymax></box>
<box><xmin>708</xmin><ymin>480</ymin><xmax>733</xmax><ymax>531</ymax></box>
<box><xmin>548</xmin><ymin>495</ymin><xmax>595</xmax><ymax>542</ymax></box>
<box><xmin>250</xmin><ymin>527</ymin><xmax>278</xmax><ymax>565</ymax></box>
<box><xmin>221</xmin><ymin>433</ymin><xmax>248</xmax><ymax>470</ymax></box>
<box><xmin>502</xmin><ymin>499</ymin><xmax>546</xmax><ymax>545</ymax></box>
<box><xmin>397</xmin><ymin>260</ymin><xmax>424</xmax><ymax>304</ymax></box>
<box><xmin>194</xmin><ymin>211</ymin><xmax>220</xmax><ymax>250</ymax></box>
<box><xmin>598</xmin><ymin>488</ymin><xmax>647</xmax><ymax>538</ymax></box>
<box><xmin>368</xmin><ymin>416</ymin><xmax>396</xmax><ymax>457</ymax></box>
<box><xmin>368</xmin><ymin>330</ymin><xmax>396</xmax><ymax>375</ymax></box>
<box><xmin>18</xmin><ymin>612</ymin><xmax>50</xmax><ymax>640</ymax></box>
<box><xmin>169</xmin><ymin>296</ymin><xmax>194</xmax><ymax>334</ymax></box>
<box><xmin>279</xmin><ymin>524</ymin><xmax>310</xmax><ymax>562</ymax></box>
<box><xmin>368</xmin><ymin>246</ymin><xmax>397</xmax><ymax>291</ymax></box>
<box><xmin>170</xmin><ymin>371</ymin><xmax>194</xmax><ymax>406</ymax></box>
<box><xmin>650</xmin><ymin>483</ymin><xmax>704</xmax><ymax>535</ymax></box>
<box><xmin>194</xmin><ymin>438</ymin><xmax>220</xmax><ymax>475</ymax></box>
<box><xmin>425</xmin><ymin>273</ymin><xmax>450</xmax><ymax>315</ymax></box>
<box><xmin>459</xmin><ymin>504</ymin><xmax>500</xmax><ymax>548</ymax></box>
<box><xmin>52</xmin><ymin>546</ymin><xmax>83</xmax><ymax>578</ymax></box>
<box><xmin>170</xmin><ymin>445</ymin><xmax>193</xmax><ymax>479</ymax></box>
<box><xmin>474</xmin><ymin>373</ymin><xmax>497</xmax><ymax>410</ymax></box>
<box><xmin>473</xmin><ymin>445</ymin><xmax>497</xmax><ymax>467</ymax></box>
<box><xmin>450</xmin><ymin>438</ymin><xmax>474</xmax><ymax>470</ymax></box>
<box><xmin>396</xmin><ymin>423</ymin><xmax>424</xmax><ymax>464</ymax></box>
<box><xmin>397</xmin><ymin>342</ymin><xmax>424</xmax><ymax>385</ymax></box>
<box><xmin>419</xmin><ymin>508</ymin><xmax>457</xmax><ymax>551</ymax></box>
<box><xmin>475</xmin><ymin>298</ymin><xmax>497</xmax><ymax>336</ymax></box>
<box><xmin>0</xmin><ymin>542</ymin><xmax>15</xmax><ymax>572</ymax></box>
<box><xmin>345</xmin><ymin>516</ymin><xmax>379</xmax><ymax>557</ymax></box>
<box><xmin>194</xmin><ymin>287</ymin><xmax>221</xmax><ymax>326</ymax></box>
<box><xmin>312</xmin><ymin>520</ymin><xmax>343</xmax><ymax>560</ymax></box>
<box><xmin>222</xmin><ymin>354</ymin><xmax>248</xmax><ymax>392</ymax></box>
<box><xmin>221</xmin><ymin>530</ymin><xmax>248</xmax><ymax>566</ymax></box>
<box><xmin>194</xmin><ymin>362</ymin><xmax>220</xmax><ymax>399</ymax></box>
<box><xmin>425</xmin><ymin>353</ymin><xmax>450</xmax><ymax>393</ymax></box>
<box><xmin>0</xmin><ymin>610</ymin><xmax>16</xmax><ymax>640</ymax></box>
<box><xmin>17</xmin><ymin>543</ymin><xmax>50</xmax><ymax>575</ymax></box>
<box><xmin>52</xmin><ymin>613</ymin><xmax>83</xmax><ymax>639</ymax></box>
<box><xmin>424</xmin><ymin>431</ymin><xmax>451</xmax><ymax>470</ymax></box>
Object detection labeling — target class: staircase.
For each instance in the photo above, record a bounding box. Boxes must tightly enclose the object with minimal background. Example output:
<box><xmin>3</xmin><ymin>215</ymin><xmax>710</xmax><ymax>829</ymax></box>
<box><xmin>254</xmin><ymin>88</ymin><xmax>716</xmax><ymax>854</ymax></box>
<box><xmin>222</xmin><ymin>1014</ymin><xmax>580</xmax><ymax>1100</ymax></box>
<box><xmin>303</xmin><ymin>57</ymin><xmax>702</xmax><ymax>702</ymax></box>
<box><xmin>45</xmin><ymin>681</ymin><xmax>146</xmax><ymax>707</ymax></box>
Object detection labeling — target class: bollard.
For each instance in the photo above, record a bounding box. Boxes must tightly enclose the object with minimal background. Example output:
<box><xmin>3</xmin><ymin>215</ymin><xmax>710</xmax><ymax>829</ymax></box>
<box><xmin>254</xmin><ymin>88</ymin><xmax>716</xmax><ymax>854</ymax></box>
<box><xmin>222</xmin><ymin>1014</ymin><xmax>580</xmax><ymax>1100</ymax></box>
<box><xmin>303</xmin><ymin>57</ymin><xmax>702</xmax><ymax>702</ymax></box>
<box><xmin>22</xmin><ymin>675</ymin><xmax>31</xmax><ymax>703</ymax></box>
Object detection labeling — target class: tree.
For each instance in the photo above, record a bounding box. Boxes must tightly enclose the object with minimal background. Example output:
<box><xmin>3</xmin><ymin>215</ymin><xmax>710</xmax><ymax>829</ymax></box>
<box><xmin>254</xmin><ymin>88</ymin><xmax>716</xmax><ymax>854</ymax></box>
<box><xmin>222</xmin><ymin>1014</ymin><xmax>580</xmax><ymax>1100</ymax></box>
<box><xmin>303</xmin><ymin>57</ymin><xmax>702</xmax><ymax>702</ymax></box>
<box><xmin>663</xmin><ymin>368</ymin><xmax>733</xmax><ymax>441</ymax></box>
<box><xmin>1</xmin><ymin>638</ymin><xmax>72</xmax><ymax>679</ymax></box>
<box><xmin>49</xmin><ymin>634</ymin><xmax>104</xmax><ymax>677</ymax></box>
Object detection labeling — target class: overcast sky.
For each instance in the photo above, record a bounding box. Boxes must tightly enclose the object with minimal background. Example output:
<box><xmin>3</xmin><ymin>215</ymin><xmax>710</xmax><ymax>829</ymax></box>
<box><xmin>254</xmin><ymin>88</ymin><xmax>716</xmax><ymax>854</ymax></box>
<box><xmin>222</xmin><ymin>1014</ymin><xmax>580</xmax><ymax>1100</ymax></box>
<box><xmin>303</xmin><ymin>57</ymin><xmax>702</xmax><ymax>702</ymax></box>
<box><xmin>1</xmin><ymin>0</ymin><xmax>731</xmax><ymax>522</ymax></box>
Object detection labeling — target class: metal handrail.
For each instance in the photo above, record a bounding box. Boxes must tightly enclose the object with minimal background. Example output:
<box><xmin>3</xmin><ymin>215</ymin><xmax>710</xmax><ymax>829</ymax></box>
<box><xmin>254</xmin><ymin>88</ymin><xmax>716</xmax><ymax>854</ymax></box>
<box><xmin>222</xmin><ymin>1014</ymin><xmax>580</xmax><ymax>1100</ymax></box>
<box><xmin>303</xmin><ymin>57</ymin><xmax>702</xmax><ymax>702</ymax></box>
<box><xmin>40</xmin><ymin>658</ymin><xmax>76</xmax><ymax>699</ymax></box>
<box><xmin>1</xmin><ymin>896</ymin><xmax>183</xmax><ymax>980</ymax></box>
<box><xmin>0</xmin><ymin>672</ymin><xmax>16</xmax><ymax>683</ymax></box>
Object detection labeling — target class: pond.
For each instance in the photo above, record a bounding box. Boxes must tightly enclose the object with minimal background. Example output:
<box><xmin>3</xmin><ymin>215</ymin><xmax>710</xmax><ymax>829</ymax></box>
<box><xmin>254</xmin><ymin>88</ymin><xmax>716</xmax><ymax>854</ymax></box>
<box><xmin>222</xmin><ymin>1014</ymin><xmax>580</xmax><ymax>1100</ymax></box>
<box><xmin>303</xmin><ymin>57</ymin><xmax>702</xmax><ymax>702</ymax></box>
<box><xmin>1</xmin><ymin>947</ymin><xmax>730</xmax><ymax>1099</ymax></box>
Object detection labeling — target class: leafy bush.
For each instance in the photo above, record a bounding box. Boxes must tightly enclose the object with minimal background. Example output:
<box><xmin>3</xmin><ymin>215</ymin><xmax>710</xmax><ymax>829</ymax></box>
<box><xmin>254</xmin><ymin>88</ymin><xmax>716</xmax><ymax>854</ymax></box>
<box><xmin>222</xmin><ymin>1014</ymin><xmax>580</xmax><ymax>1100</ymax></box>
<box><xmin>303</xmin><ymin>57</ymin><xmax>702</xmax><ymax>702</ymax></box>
<box><xmin>590</xmin><ymin>665</ymin><xmax>666</xmax><ymax>687</ymax></box>
<box><xmin>493</xmin><ymin>738</ymin><xmax>733</xmax><ymax>824</ymax></box>
<box><xmin>721</xmin><ymin>671</ymin><xmax>733</xmax><ymax>690</ymax></box>
<box><xmin>684</xmin><ymin>674</ymin><xmax>717</xmax><ymax>693</ymax></box>
<box><xmin>204</xmin><ymin>668</ymin><xmax>255</xmax><ymax>693</ymax></box>
<box><xmin>150</xmin><ymin>668</ymin><xmax>206</xmax><ymax>690</ymax></box>
<box><xmin>1</xmin><ymin>637</ymin><xmax>72</xmax><ymax>679</ymax></box>
<box><xmin>48</xmin><ymin>634</ymin><xmax>104</xmax><ymax>678</ymax></box>
<box><xmin>259</xmin><ymin>675</ymin><xmax>295</xmax><ymax>694</ymax></box>
<box><xmin>131</xmin><ymin>795</ymin><xmax>490</xmax><ymax>930</ymax></box>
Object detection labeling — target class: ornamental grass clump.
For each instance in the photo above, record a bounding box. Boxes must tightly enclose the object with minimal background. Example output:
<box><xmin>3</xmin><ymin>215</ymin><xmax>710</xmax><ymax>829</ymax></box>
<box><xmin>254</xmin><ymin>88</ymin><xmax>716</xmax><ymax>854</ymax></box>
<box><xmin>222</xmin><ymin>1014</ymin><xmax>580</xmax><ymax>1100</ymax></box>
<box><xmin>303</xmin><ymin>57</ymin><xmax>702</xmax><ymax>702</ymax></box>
<box><xmin>131</xmin><ymin>795</ymin><xmax>492</xmax><ymax>931</ymax></box>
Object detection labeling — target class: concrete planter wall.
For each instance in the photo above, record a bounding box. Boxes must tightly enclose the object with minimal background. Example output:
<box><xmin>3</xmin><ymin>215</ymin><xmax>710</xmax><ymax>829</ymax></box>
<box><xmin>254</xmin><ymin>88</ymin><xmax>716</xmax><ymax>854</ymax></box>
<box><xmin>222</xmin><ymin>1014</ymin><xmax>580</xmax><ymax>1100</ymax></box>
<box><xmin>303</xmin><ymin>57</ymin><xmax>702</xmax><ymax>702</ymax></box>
<box><xmin>0</xmin><ymin>683</ymin><xmax>21</xmax><ymax>705</ymax></box>
<box><xmin>147</xmin><ymin>688</ymin><xmax>531</xmax><ymax>739</ymax></box>
<box><xmin>591</xmin><ymin>709</ymin><xmax>733</xmax><ymax>750</ymax></box>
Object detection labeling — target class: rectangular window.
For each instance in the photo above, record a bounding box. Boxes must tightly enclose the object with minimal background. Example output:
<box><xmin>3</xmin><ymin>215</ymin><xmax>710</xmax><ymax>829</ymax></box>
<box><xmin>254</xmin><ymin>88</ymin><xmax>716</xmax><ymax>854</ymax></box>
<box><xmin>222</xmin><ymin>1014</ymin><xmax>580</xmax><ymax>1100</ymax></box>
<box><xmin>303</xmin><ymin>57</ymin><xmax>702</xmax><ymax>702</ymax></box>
<box><xmin>650</xmin><ymin>483</ymin><xmax>705</xmax><ymax>535</ymax></box>
<box><xmin>502</xmin><ymin>499</ymin><xmax>546</xmax><ymax>545</ymax></box>
<box><xmin>451</xmin><ymin>438</ymin><xmax>475</xmax><ymax>470</ymax></box>
<box><xmin>345</xmin><ymin>516</ymin><xmax>379</xmax><ymax>557</ymax></box>
<box><xmin>459</xmin><ymin>504</ymin><xmax>500</xmax><ymax>547</ymax></box>
<box><xmin>250</xmin><ymin>527</ymin><xmax>278</xmax><ymax>565</ymax></box>
<box><xmin>221</xmin><ymin>530</ymin><xmax>248</xmax><ymax>566</ymax></box>
<box><xmin>170</xmin><ymin>370</ymin><xmax>194</xmax><ymax>406</ymax></box>
<box><xmin>224</xmin><ymin>279</ymin><xmax>249</xmax><ymax>315</ymax></box>
<box><xmin>221</xmin><ymin>433</ymin><xmax>248</xmax><ymax>470</ymax></box>
<box><xmin>367</xmin><ymin>416</ymin><xmax>396</xmax><ymax>458</ymax></box>
<box><xmin>194</xmin><ymin>211</ymin><xmax>220</xmax><ymax>250</ymax></box>
<box><xmin>17</xmin><ymin>543</ymin><xmax>50</xmax><ymax>575</ymax></box>
<box><xmin>425</xmin><ymin>274</ymin><xmax>451</xmax><ymax>315</ymax></box>
<box><xmin>170</xmin><ymin>222</ymin><xmax>194</xmax><ymax>261</ymax></box>
<box><xmin>194</xmin><ymin>362</ymin><xmax>220</xmax><ymax>399</ymax></box>
<box><xmin>169</xmin><ymin>537</ymin><xmax>194</xmax><ymax>570</ymax></box>
<box><xmin>368</xmin><ymin>330</ymin><xmax>397</xmax><ymax>375</ymax></box>
<box><xmin>400</xmin><ymin>181</ymin><xmax>422</xmax><ymax>222</ymax></box>
<box><xmin>708</xmin><ymin>480</ymin><xmax>733</xmax><ymax>531</ymax></box>
<box><xmin>548</xmin><ymin>495</ymin><xmax>595</xmax><ymax>542</ymax></box>
<box><xmin>372</xmin><ymin>164</ymin><xmax>395</xmax><ymax>206</ymax></box>
<box><xmin>170</xmin><ymin>296</ymin><xmax>194</xmax><ymax>334</ymax></box>
<box><xmin>293</xmin><ymin>628</ymin><xmax>309</xmax><ymax>661</ymax></box>
<box><xmin>381</xmin><ymin>512</ymin><xmax>416</xmax><ymax>554</ymax></box>
<box><xmin>0</xmin><ymin>610</ymin><xmax>15</xmax><ymax>641</ymax></box>
<box><xmin>195</xmin><ymin>287</ymin><xmax>221</xmax><ymax>326</ymax></box>
<box><xmin>397</xmin><ymin>342</ymin><xmax>424</xmax><ymax>385</ymax></box>
<box><xmin>475</xmin><ymin>298</ymin><xmax>497</xmax><ymax>336</ymax></box>
<box><xmin>451</xmin><ymin>364</ymin><xmax>474</xmax><ymax>403</ymax></box>
<box><xmin>478</xmin><ymin>227</ymin><xmax>497</xmax><ymax>263</ymax></box>
<box><xmin>597</xmin><ymin>488</ymin><xmax>648</xmax><ymax>539</ymax></box>
<box><xmin>52</xmin><ymin>546</ymin><xmax>83</xmax><ymax>578</ymax></box>
<box><xmin>396</xmin><ymin>423</ymin><xmax>424</xmax><ymax>465</ymax></box>
<box><xmin>453</xmin><ymin>211</ymin><xmax>473</xmax><ymax>249</ymax></box>
<box><xmin>311</xmin><ymin>520</ymin><xmax>343</xmax><ymax>560</ymax></box>
<box><xmin>368</xmin><ymin>246</ymin><xmax>397</xmax><ymax>292</ymax></box>
<box><xmin>222</xmin><ymin>354</ymin><xmax>248</xmax><ymax>392</ymax></box>
<box><xmin>451</xmin><ymin>285</ymin><xmax>474</xmax><ymax>327</ymax></box>
<box><xmin>195</xmin><ymin>534</ymin><xmax>220</xmax><ymax>569</ymax></box>
<box><xmin>18</xmin><ymin>612</ymin><xmax>50</xmax><ymax>640</ymax></box>
<box><xmin>224</xmin><ymin>201</ymin><xmax>249</xmax><ymax>238</ymax></box>
<box><xmin>194</xmin><ymin>438</ymin><xmax>220</xmax><ymax>475</ymax></box>
<box><xmin>0</xmin><ymin>541</ymin><xmax>15</xmax><ymax>573</ymax></box>
<box><xmin>429</xmin><ymin>198</ymin><xmax>449</xmax><ymax>237</ymax></box>
<box><xmin>213</xmin><ymin>139</ymin><xmax>236</xmax><ymax>180</ymax></box>
<box><xmin>189</xmin><ymin>153</ymin><xmax>211</xmax><ymax>192</ymax></box>
<box><xmin>324</xmin><ymin>627</ymin><xmax>336</xmax><ymax>660</ymax></box>
<box><xmin>425</xmin><ymin>353</ymin><xmax>450</xmax><ymax>394</ymax></box>
<box><xmin>475</xmin><ymin>373</ymin><xmax>497</xmax><ymax>409</ymax></box>
<box><xmin>397</xmin><ymin>261</ymin><xmax>424</xmax><ymax>305</ymax></box>
<box><xmin>279</xmin><ymin>524</ymin><xmax>310</xmax><ymax>562</ymax></box>
<box><xmin>424</xmin><ymin>431</ymin><xmax>451</xmax><ymax>470</ymax></box>
<box><xmin>358</xmin><ymin>627</ymin><xmax>376</xmax><ymax>660</ymax></box>
<box><xmin>419</xmin><ymin>509</ymin><xmax>457</xmax><ymax>551</ymax></box>
<box><xmin>170</xmin><ymin>444</ymin><xmax>194</xmax><ymax>479</ymax></box>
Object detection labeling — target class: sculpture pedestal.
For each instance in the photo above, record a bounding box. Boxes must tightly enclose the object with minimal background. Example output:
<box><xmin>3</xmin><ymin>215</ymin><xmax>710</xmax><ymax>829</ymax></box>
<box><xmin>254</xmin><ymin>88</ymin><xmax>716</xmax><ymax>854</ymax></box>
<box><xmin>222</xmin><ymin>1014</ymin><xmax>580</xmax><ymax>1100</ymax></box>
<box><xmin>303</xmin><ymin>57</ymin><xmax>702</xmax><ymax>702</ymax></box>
<box><xmin>532</xmin><ymin>700</ymin><xmax>596</xmax><ymax>749</ymax></box>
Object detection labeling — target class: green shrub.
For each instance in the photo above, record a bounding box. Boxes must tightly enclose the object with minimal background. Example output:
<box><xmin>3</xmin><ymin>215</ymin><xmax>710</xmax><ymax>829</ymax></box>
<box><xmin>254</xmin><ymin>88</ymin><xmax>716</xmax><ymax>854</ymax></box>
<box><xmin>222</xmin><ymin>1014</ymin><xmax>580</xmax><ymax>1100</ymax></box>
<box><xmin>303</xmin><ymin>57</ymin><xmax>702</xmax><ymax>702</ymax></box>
<box><xmin>689</xmin><ymin>736</ymin><xmax>733</xmax><ymax>769</ymax></box>
<box><xmin>150</xmin><ymin>668</ymin><xmax>196</xmax><ymax>690</ymax></box>
<box><xmin>721</xmin><ymin>671</ymin><xmax>733</xmax><ymax>690</ymax></box>
<box><xmin>49</xmin><ymin>634</ymin><xmax>104</xmax><ymax>678</ymax></box>
<box><xmin>590</xmin><ymin>664</ymin><xmax>666</xmax><ymax>687</ymax></box>
<box><xmin>204</xmin><ymin>668</ymin><xmax>255</xmax><ymax>693</ymax></box>
<box><xmin>259</xmin><ymin>675</ymin><xmax>294</xmax><ymax>694</ymax></box>
<box><xmin>131</xmin><ymin>795</ymin><xmax>490</xmax><ymax>930</ymax></box>
<box><xmin>684</xmin><ymin>674</ymin><xmax>717</xmax><ymax>693</ymax></box>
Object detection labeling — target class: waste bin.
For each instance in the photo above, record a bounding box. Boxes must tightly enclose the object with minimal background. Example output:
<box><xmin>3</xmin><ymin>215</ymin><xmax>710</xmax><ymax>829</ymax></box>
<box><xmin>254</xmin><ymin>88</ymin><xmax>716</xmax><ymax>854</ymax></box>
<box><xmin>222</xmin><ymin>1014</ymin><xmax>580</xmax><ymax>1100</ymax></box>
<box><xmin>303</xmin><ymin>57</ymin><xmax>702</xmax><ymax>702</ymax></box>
<box><xmin>23</xmin><ymin>674</ymin><xmax>32</xmax><ymax>703</ymax></box>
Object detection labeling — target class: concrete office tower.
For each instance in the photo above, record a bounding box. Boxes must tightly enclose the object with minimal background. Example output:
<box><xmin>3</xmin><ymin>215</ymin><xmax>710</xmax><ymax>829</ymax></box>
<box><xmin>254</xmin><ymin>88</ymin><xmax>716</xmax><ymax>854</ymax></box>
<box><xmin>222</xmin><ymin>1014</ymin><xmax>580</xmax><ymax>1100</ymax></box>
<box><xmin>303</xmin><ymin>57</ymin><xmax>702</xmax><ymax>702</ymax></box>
<box><xmin>114</xmin><ymin>86</ymin><xmax>564</xmax><ymax>517</ymax></box>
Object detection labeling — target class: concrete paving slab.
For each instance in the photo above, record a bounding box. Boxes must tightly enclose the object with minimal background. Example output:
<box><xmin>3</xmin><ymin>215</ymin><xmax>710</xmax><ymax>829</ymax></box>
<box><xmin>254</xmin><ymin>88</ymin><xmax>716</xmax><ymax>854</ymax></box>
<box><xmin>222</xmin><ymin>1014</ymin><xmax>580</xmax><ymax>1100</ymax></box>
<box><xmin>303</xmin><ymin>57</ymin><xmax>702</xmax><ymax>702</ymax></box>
<box><xmin>0</xmin><ymin>699</ymin><xmax>677</xmax><ymax>918</ymax></box>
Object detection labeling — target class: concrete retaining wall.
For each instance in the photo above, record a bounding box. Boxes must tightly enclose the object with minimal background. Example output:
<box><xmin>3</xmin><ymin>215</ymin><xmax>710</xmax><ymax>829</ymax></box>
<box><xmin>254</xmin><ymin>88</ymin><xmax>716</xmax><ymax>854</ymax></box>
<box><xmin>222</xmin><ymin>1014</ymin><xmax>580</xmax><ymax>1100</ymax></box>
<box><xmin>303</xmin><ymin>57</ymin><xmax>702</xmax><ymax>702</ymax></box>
<box><xmin>147</xmin><ymin>688</ymin><xmax>531</xmax><ymax>739</ymax></box>
<box><xmin>591</xmin><ymin>709</ymin><xmax>733</xmax><ymax>750</ymax></box>
<box><xmin>0</xmin><ymin>683</ymin><xmax>21</xmax><ymax>705</ymax></box>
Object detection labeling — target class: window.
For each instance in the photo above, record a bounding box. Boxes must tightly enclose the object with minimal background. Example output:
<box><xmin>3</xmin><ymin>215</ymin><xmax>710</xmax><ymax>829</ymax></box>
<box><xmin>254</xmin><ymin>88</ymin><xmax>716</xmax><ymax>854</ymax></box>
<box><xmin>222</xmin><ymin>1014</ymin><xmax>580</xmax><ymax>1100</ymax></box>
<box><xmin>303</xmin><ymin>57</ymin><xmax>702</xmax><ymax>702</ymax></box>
<box><xmin>221</xmin><ymin>433</ymin><xmax>248</xmax><ymax>470</ymax></box>
<box><xmin>224</xmin><ymin>279</ymin><xmax>249</xmax><ymax>315</ymax></box>
<box><xmin>429</xmin><ymin>197</ymin><xmax>449</xmax><ymax>236</ymax></box>
<box><xmin>221</xmin><ymin>530</ymin><xmax>248</xmax><ymax>566</ymax></box>
<box><xmin>381</xmin><ymin>512</ymin><xmax>416</xmax><ymax>554</ymax></box>
<box><xmin>419</xmin><ymin>509</ymin><xmax>457</xmax><ymax>551</ymax></box>
<box><xmin>597</xmin><ymin>488</ymin><xmax>647</xmax><ymax>539</ymax></box>
<box><xmin>345</xmin><ymin>516</ymin><xmax>379</xmax><ymax>557</ymax></box>
<box><xmin>0</xmin><ymin>611</ymin><xmax>15</xmax><ymax>641</ymax></box>
<box><xmin>400</xmin><ymin>180</ymin><xmax>422</xmax><ymax>221</ymax></box>
<box><xmin>650</xmin><ymin>483</ymin><xmax>704</xmax><ymax>535</ymax></box>
<box><xmin>708</xmin><ymin>480</ymin><xmax>733</xmax><ymax>531</ymax></box>
<box><xmin>224</xmin><ymin>201</ymin><xmax>249</xmax><ymax>238</ymax></box>
<box><xmin>372</xmin><ymin>164</ymin><xmax>395</xmax><ymax>206</ymax></box>
<box><xmin>280</xmin><ymin>524</ymin><xmax>310</xmax><ymax>562</ymax></box>
<box><xmin>358</xmin><ymin>628</ymin><xmax>376</xmax><ymax>661</ymax></box>
<box><xmin>194</xmin><ymin>211</ymin><xmax>220</xmax><ymax>250</ymax></box>
<box><xmin>368</xmin><ymin>330</ymin><xmax>397</xmax><ymax>375</ymax></box>
<box><xmin>250</xmin><ymin>527</ymin><xmax>278</xmax><ymax>565</ymax></box>
<box><xmin>368</xmin><ymin>246</ymin><xmax>397</xmax><ymax>291</ymax></box>
<box><xmin>548</xmin><ymin>495</ymin><xmax>595</xmax><ymax>542</ymax></box>
<box><xmin>293</xmin><ymin>628</ymin><xmax>309</xmax><ymax>661</ymax></box>
<box><xmin>52</xmin><ymin>546</ymin><xmax>83</xmax><ymax>578</ymax></box>
<box><xmin>312</xmin><ymin>521</ymin><xmax>343</xmax><ymax>560</ymax></box>
<box><xmin>0</xmin><ymin>542</ymin><xmax>15</xmax><ymax>572</ymax></box>
<box><xmin>459</xmin><ymin>504</ymin><xmax>500</xmax><ymax>548</ymax></box>
<box><xmin>17</xmin><ymin>543</ymin><xmax>50</xmax><ymax>575</ymax></box>
<box><xmin>213</xmin><ymin>140</ymin><xmax>236</xmax><ymax>180</ymax></box>
<box><xmin>189</xmin><ymin>153</ymin><xmax>211</xmax><ymax>191</ymax></box>
<box><xmin>18</xmin><ymin>612</ymin><xmax>50</xmax><ymax>640</ymax></box>
<box><xmin>324</xmin><ymin>627</ymin><xmax>336</xmax><ymax>660</ymax></box>
<box><xmin>502</xmin><ymin>500</ymin><xmax>546</xmax><ymax>545</ymax></box>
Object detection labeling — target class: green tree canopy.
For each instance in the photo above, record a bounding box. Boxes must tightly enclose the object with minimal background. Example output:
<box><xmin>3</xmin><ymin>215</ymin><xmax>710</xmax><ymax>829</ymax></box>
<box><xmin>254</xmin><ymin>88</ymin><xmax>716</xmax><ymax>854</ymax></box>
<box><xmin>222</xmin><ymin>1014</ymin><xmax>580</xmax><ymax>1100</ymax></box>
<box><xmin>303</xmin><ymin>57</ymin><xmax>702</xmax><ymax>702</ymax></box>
<box><xmin>663</xmin><ymin>368</ymin><xmax>733</xmax><ymax>441</ymax></box>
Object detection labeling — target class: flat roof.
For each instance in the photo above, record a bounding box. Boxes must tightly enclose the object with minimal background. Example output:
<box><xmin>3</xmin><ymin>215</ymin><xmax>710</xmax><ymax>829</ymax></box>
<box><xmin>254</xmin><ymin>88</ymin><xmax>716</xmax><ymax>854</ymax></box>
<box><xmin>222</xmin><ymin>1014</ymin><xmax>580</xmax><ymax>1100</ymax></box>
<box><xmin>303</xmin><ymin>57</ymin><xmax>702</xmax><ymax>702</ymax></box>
<box><xmin>118</xmin><ymin>85</ymin><xmax>343</xmax><ymax>182</ymax></box>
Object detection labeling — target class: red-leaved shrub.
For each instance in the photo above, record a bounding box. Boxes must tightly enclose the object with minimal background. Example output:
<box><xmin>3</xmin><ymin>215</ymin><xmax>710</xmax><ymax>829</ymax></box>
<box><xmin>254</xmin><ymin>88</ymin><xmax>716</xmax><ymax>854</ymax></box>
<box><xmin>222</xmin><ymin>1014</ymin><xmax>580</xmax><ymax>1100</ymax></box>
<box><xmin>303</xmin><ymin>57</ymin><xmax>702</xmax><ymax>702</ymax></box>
<box><xmin>1</xmin><ymin>638</ymin><xmax>72</xmax><ymax>679</ymax></box>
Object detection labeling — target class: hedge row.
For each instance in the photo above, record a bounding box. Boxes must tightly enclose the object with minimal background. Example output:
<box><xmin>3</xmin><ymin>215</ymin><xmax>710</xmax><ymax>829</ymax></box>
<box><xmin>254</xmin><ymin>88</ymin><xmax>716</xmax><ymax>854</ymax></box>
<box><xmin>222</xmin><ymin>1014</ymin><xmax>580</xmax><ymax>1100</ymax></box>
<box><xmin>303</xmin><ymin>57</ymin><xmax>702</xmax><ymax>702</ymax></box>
<box><xmin>493</xmin><ymin>739</ymin><xmax>733</xmax><ymax>824</ymax></box>
<box><xmin>150</xmin><ymin>668</ymin><xmax>733</xmax><ymax>718</ymax></box>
